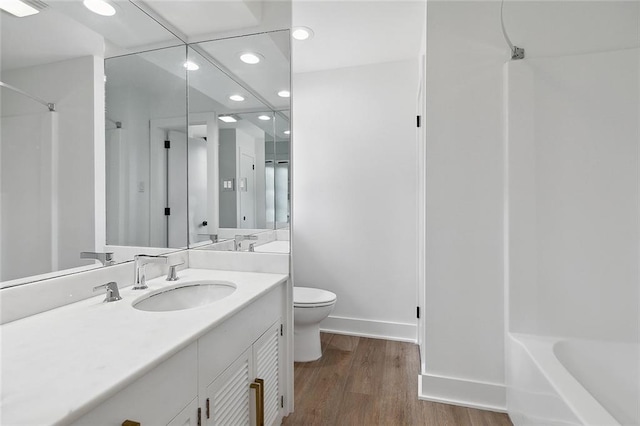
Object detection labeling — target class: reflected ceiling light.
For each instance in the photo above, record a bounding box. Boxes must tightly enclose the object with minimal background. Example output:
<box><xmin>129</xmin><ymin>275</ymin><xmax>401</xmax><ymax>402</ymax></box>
<box><xmin>258</xmin><ymin>115</ymin><xmax>271</xmax><ymax>121</ymax></box>
<box><xmin>0</xmin><ymin>0</ymin><xmax>39</xmax><ymax>17</ymax></box>
<box><xmin>277</xmin><ymin>90</ymin><xmax>290</xmax><ymax>98</ymax></box>
<box><xmin>229</xmin><ymin>94</ymin><xmax>245</xmax><ymax>102</ymax></box>
<box><xmin>83</xmin><ymin>0</ymin><xmax>116</xmax><ymax>16</ymax></box>
<box><xmin>218</xmin><ymin>115</ymin><xmax>237</xmax><ymax>123</ymax></box>
<box><xmin>284</xmin><ymin>130</ymin><xmax>290</xmax><ymax>135</ymax></box>
<box><xmin>240</xmin><ymin>52</ymin><xmax>262</xmax><ymax>65</ymax></box>
<box><xmin>183</xmin><ymin>61</ymin><xmax>199</xmax><ymax>71</ymax></box>
<box><xmin>292</xmin><ymin>27</ymin><xmax>314</xmax><ymax>41</ymax></box>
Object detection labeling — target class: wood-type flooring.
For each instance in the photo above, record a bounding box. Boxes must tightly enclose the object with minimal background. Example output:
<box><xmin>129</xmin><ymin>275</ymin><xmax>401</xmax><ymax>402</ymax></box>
<box><xmin>282</xmin><ymin>333</ymin><xmax>513</xmax><ymax>426</ymax></box>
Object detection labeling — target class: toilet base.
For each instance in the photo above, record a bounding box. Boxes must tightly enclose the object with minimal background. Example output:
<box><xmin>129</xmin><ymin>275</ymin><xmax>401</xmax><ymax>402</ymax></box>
<box><xmin>294</xmin><ymin>322</ymin><xmax>322</xmax><ymax>362</ymax></box>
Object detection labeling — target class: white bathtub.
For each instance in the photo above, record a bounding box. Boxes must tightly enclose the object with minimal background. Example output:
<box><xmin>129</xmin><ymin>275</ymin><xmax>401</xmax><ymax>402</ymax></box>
<box><xmin>508</xmin><ymin>334</ymin><xmax>639</xmax><ymax>426</ymax></box>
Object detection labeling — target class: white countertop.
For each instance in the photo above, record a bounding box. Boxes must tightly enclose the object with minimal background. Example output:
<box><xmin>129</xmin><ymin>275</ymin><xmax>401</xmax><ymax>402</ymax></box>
<box><xmin>0</xmin><ymin>268</ymin><xmax>288</xmax><ymax>425</ymax></box>
<box><xmin>254</xmin><ymin>240</ymin><xmax>290</xmax><ymax>254</ymax></box>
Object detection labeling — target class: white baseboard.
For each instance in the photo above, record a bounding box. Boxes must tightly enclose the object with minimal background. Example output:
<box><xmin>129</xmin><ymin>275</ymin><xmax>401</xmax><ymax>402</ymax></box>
<box><xmin>418</xmin><ymin>372</ymin><xmax>507</xmax><ymax>413</ymax></box>
<box><xmin>320</xmin><ymin>315</ymin><xmax>417</xmax><ymax>343</ymax></box>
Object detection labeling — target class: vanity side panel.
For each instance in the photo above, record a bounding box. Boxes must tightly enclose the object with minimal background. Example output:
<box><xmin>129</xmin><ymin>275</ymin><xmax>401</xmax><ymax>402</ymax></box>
<box><xmin>71</xmin><ymin>342</ymin><xmax>198</xmax><ymax>426</ymax></box>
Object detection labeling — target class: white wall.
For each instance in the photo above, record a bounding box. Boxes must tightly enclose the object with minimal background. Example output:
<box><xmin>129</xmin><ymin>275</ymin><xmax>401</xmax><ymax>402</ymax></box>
<box><xmin>1</xmin><ymin>56</ymin><xmax>102</xmax><ymax>278</ymax></box>
<box><xmin>106</xmin><ymin>84</ymin><xmax>152</xmax><ymax>247</ymax></box>
<box><xmin>292</xmin><ymin>59</ymin><xmax>419</xmax><ymax>341</ymax></box>
<box><xmin>422</xmin><ymin>0</ymin><xmax>507</xmax><ymax>411</ymax></box>
<box><xmin>422</xmin><ymin>0</ymin><xmax>640</xmax><ymax>412</ymax></box>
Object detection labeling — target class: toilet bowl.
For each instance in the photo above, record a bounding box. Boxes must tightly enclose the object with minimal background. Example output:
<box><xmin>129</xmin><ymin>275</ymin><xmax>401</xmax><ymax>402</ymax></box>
<box><xmin>293</xmin><ymin>287</ymin><xmax>337</xmax><ymax>362</ymax></box>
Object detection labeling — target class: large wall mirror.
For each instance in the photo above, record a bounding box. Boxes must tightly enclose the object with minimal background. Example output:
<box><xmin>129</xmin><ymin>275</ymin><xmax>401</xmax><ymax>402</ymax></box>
<box><xmin>105</xmin><ymin>30</ymin><xmax>291</xmax><ymax>249</ymax></box>
<box><xmin>1</xmin><ymin>0</ymin><xmax>291</xmax><ymax>287</ymax></box>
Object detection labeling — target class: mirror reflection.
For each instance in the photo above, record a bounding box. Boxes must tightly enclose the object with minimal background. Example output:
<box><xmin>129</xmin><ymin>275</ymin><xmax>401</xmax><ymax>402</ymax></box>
<box><xmin>1</xmin><ymin>1</ymin><xmax>291</xmax><ymax>287</ymax></box>
<box><xmin>105</xmin><ymin>45</ymin><xmax>189</xmax><ymax>248</ymax></box>
<box><xmin>186</xmin><ymin>32</ymin><xmax>291</xmax><ymax>246</ymax></box>
<box><xmin>105</xmin><ymin>31</ymin><xmax>291</xmax><ymax>250</ymax></box>
<box><xmin>0</xmin><ymin>0</ymin><xmax>182</xmax><ymax>283</ymax></box>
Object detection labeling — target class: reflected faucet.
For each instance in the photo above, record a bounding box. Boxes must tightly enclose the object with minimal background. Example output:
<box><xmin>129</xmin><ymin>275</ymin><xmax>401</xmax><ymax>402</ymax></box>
<box><xmin>234</xmin><ymin>235</ymin><xmax>258</xmax><ymax>251</ymax></box>
<box><xmin>133</xmin><ymin>255</ymin><xmax>168</xmax><ymax>290</ymax></box>
<box><xmin>197</xmin><ymin>233</ymin><xmax>219</xmax><ymax>243</ymax></box>
<box><xmin>81</xmin><ymin>251</ymin><xmax>115</xmax><ymax>266</ymax></box>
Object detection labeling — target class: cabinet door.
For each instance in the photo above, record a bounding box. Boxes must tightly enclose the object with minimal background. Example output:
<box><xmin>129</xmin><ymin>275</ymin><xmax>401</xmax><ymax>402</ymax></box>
<box><xmin>253</xmin><ymin>322</ymin><xmax>281</xmax><ymax>426</ymax></box>
<box><xmin>167</xmin><ymin>398</ymin><xmax>199</xmax><ymax>426</ymax></box>
<box><xmin>205</xmin><ymin>348</ymin><xmax>253</xmax><ymax>425</ymax></box>
<box><xmin>71</xmin><ymin>343</ymin><xmax>198</xmax><ymax>426</ymax></box>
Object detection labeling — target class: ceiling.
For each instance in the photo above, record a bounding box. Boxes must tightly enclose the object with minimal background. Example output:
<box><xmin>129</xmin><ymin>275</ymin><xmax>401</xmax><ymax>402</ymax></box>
<box><xmin>291</xmin><ymin>1</ymin><xmax>426</xmax><ymax>73</ymax></box>
<box><xmin>1</xmin><ymin>0</ymin><xmax>425</xmax><ymax>73</ymax></box>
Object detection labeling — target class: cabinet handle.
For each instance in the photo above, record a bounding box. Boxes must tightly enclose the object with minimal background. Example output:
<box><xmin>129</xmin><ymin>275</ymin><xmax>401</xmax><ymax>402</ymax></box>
<box><xmin>250</xmin><ymin>378</ymin><xmax>265</xmax><ymax>426</ymax></box>
<box><xmin>206</xmin><ymin>397</ymin><xmax>210</xmax><ymax>419</ymax></box>
<box><xmin>122</xmin><ymin>421</ymin><xmax>140</xmax><ymax>426</ymax></box>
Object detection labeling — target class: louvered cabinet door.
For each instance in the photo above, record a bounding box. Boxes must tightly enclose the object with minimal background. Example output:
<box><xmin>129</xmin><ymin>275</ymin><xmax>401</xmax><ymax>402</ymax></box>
<box><xmin>253</xmin><ymin>322</ymin><xmax>281</xmax><ymax>426</ymax></box>
<box><xmin>206</xmin><ymin>348</ymin><xmax>253</xmax><ymax>426</ymax></box>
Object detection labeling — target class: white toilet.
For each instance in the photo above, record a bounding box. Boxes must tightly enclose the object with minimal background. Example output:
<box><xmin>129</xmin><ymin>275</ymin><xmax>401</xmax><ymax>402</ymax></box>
<box><xmin>293</xmin><ymin>287</ymin><xmax>337</xmax><ymax>362</ymax></box>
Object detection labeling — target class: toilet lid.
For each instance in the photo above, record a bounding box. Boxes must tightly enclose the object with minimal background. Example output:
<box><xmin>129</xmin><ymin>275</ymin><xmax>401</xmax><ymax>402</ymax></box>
<box><xmin>294</xmin><ymin>287</ymin><xmax>337</xmax><ymax>306</ymax></box>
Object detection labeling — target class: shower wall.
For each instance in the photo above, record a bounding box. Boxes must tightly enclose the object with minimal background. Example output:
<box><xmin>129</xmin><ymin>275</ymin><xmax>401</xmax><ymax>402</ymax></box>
<box><xmin>1</xmin><ymin>113</ymin><xmax>58</xmax><ymax>280</ymax></box>
<box><xmin>0</xmin><ymin>55</ymin><xmax>103</xmax><ymax>280</ymax></box>
<box><xmin>507</xmin><ymin>49</ymin><xmax>639</xmax><ymax>342</ymax></box>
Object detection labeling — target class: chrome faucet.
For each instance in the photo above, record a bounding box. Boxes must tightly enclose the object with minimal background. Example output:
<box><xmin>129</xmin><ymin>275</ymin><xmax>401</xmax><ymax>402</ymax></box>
<box><xmin>166</xmin><ymin>261</ymin><xmax>185</xmax><ymax>281</ymax></box>
<box><xmin>81</xmin><ymin>251</ymin><xmax>115</xmax><ymax>266</ymax></box>
<box><xmin>234</xmin><ymin>234</ymin><xmax>258</xmax><ymax>251</ymax></box>
<box><xmin>93</xmin><ymin>281</ymin><xmax>122</xmax><ymax>302</ymax></box>
<box><xmin>133</xmin><ymin>254</ymin><xmax>168</xmax><ymax>290</ymax></box>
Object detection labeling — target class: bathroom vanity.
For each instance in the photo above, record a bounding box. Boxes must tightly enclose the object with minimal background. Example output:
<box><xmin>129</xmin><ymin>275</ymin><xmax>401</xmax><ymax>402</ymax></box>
<box><xmin>0</xmin><ymin>256</ymin><xmax>292</xmax><ymax>426</ymax></box>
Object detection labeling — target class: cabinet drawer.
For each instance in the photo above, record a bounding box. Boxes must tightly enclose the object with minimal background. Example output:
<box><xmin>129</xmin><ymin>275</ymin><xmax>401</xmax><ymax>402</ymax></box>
<box><xmin>71</xmin><ymin>342</ymin><xmax>198</xmax><ymax>426</ymax></box>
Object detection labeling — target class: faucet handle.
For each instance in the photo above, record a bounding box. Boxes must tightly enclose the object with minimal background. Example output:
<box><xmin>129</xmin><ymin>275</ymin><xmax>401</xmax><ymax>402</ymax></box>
<box><xmin>93</xmin><ymin>281</ymin><xmax>122</xmax><ymax>303</ymax></box>
<box><xmin>166</xmin><ymin>261</ymin><xmax>185</xmax><ymax>281</ymax></box>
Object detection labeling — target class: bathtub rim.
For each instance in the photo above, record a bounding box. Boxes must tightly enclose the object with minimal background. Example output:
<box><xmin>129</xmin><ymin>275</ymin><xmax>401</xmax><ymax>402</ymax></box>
<box><xmin>509</xmin><ymin>333</ymin><xmax>620</xmax><ymax>426</ymax></box>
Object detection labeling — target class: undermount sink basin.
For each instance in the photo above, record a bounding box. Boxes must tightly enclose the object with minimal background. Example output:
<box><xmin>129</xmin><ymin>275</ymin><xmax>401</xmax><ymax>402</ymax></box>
<box><xmin>133</xmin><ymin>281</ymin><xmax>236</xmax><ymax>312</ymax></box>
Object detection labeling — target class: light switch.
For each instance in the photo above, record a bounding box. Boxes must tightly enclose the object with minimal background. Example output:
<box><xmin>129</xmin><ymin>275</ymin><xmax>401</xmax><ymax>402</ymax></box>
<box><xmin>222</xmin><ymin>178</ymin><xmax>235</xmax><ymax>192</ymax></box>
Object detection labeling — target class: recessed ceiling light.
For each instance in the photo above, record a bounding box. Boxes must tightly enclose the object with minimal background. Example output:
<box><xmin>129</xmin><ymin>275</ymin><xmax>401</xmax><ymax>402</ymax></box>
<box><xmin>83</xmin><ymin>0</ymin><xmax>116</xmax><ymax>16</ymax></box>
<box><xmin>292</xmin><ymin>27</ymin><xmax>314</xmax><ymax>41</ymax></box>
<box><xmin>240</xmin><ymin>53</ymin><xmax>262</xmax><ymax>65</ymax></box>
<box><xmin>277</xmin><ymin>90</ymin><xmax>290</xmax><ymax>98</ymax></box>
<box><xmin>258</xmin><ymin>115</ymin><xmax>271</xmax><ymax>121</ymax></box>
<box><xmin>284</xmin><ymin>130</ymin><xmax>290</xmax><ymax>135</ymax></box>
<box><xmin>229</xmin><ymin>95</ymin><xmax>245</xmax><ymax>102</ymax></box>
<box><xmin>218</xmin><ymin>115</ymin><xmax>237</xmax><ymax>123</ymax></box>
<box><xmin>183</xmin><ymin>61</ymin><xmax>199</xmax><ymax>71</ymax></box>
<box><xmin>0</xmin><ymin>0</ymin><xmax>39</xmax><ymax>17</ymax></box>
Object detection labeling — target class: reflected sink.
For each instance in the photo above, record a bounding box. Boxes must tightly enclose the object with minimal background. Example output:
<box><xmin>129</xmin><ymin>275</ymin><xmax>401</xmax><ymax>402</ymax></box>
<box><xmin>133</xmin><ymin>281</ymin><xmax>236</xmax><ymax>312</ymax></box>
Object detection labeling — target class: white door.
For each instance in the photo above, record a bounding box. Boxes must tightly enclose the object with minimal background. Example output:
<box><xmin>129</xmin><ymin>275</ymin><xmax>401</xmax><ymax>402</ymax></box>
<box><xmin>238</xmin><ymin>150</ymin><xmax>256</xmax><ymax>229</ymax></box>
<box><xmin>188</xmin><ymin>137</ymin><xmax>208</xmax><ymax>244</ymax></box>
<box><xmin>167</xmin><ymin>130</ymin><xmax>188</xmax><ymax>248</ymax></box>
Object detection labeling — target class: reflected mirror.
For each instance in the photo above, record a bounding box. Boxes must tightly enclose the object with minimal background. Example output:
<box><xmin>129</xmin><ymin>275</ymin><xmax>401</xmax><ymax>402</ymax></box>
<box><xmin>105</xmin><ymin>30</ymin><xmax>290</xmax><ymax>250</ymax></box>
<box><xmin>186</xmin><ymin>31</ymin><xmax>290</xmax><ymax>246</ymax></box>
<box><xmin>105</xmin><ymin>45</ymin><xmax>189</xmax><ymax>248</ymax></box>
